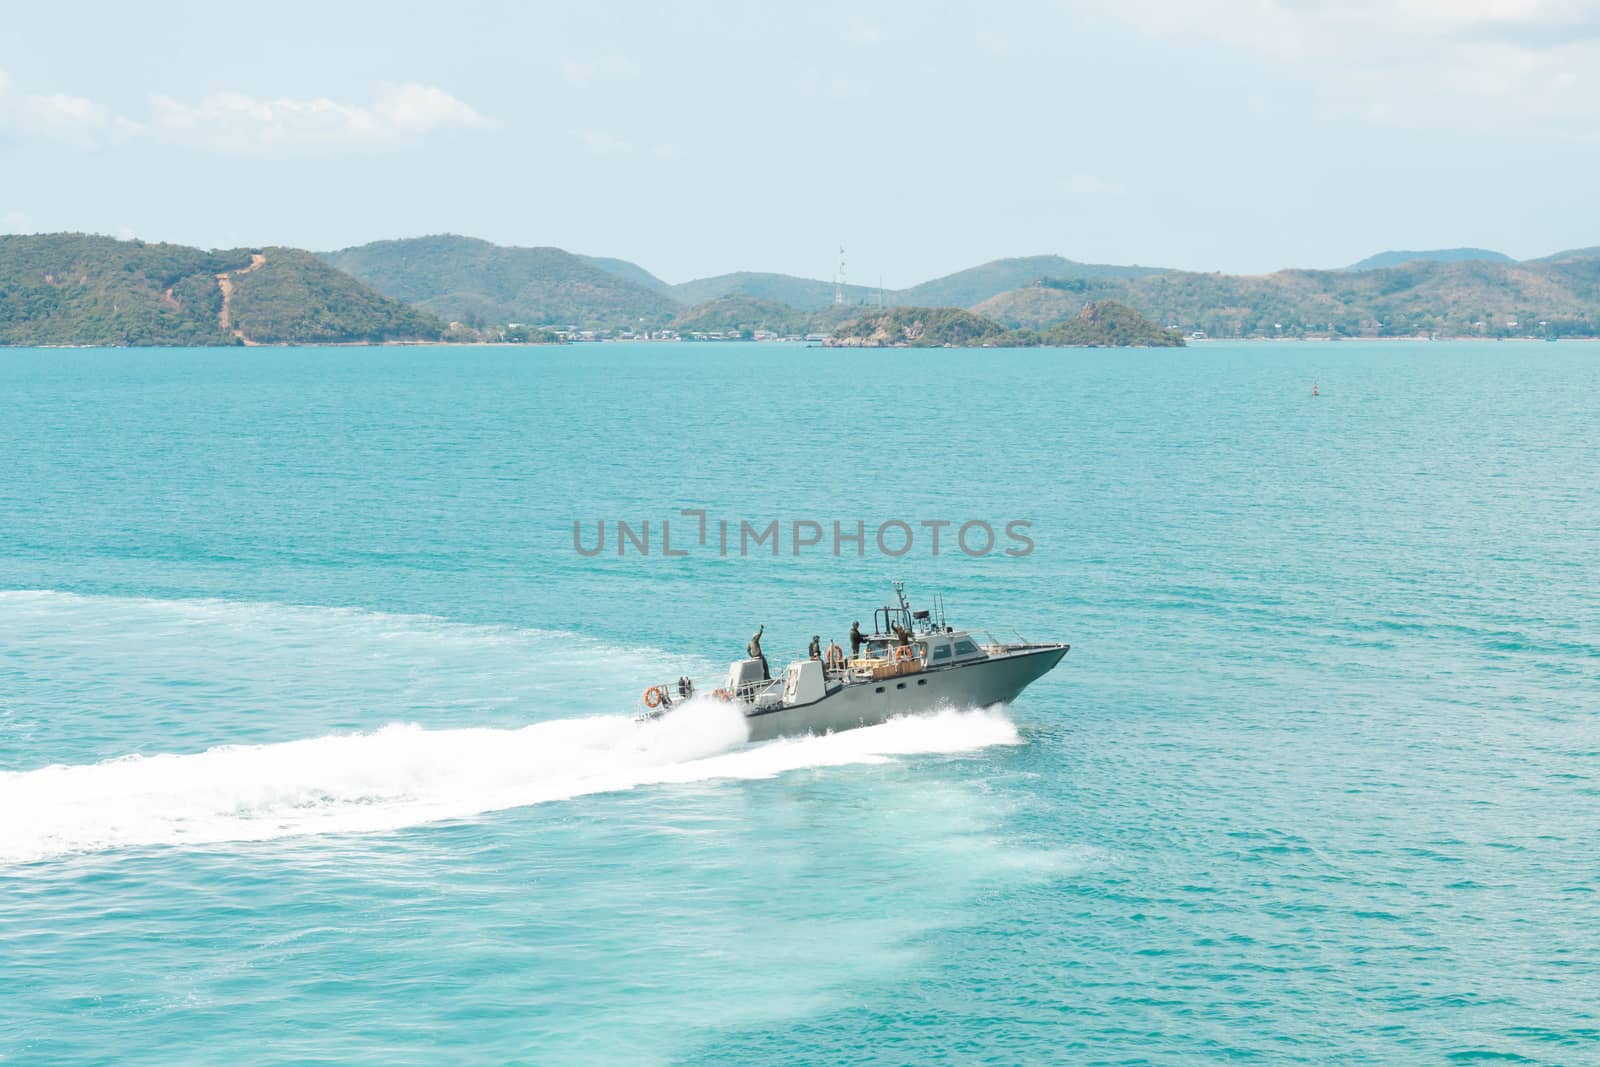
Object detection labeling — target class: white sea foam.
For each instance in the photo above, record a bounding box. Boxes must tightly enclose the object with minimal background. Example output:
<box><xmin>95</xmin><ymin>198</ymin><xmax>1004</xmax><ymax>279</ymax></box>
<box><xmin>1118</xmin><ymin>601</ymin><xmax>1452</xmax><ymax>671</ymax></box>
<box><xmin>0</xmin><ymin>701</ymin><xmax>1020</xmax><ymax>865</ymax></box>
<box><xmin>0</xmin><ymin>588</ymin><xmax>718</xmax><ymax>745</ymax></box>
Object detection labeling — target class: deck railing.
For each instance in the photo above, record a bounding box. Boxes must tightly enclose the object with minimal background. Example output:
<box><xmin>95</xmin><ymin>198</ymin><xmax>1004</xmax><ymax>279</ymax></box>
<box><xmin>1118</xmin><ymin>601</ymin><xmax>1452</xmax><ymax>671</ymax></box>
<box><xmin>976</xmin><ymin>629</ymin><xmax>1037</xmax><ymax>655</ymax></box>
<box><xmin>640</xmin><ymin>673</ymin><xmax>784</xmax><ymax>711</ymax></box>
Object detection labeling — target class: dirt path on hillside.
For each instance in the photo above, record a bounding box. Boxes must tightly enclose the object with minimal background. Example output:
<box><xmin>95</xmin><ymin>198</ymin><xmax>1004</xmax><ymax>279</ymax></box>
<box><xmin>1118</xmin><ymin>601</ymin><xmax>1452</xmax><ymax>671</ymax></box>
<box><xmin>216</xmin><ymin>252</ymin><xmax>267</xmax><ymax>344</ymax></box>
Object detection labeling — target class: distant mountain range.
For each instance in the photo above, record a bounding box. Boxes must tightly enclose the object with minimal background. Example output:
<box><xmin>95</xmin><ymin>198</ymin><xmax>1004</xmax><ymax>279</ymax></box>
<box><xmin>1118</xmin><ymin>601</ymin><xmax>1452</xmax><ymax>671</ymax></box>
<box><xmin>1339</xmin><ymin>245</ymin><xmax>1600</xmax><ymax>270</ymax></box>
<box><xmin>320</xmin><ymin>237</ymin><xmax>1185</xmax><ymax>322</ymax></box>
<box><xmin>5</xmin><ymin>232</ymin><xmax>1600</xmax><ymax>345</ymax></box>
<box><xmin>314</xmin><ymin>234</ymin><xmax>1600</xmax><ymax>339</ymax></box>
<box><xmin>974</xmin><ymin>256</ymin><xmax>1600</xmax><ymax>338</ymax></box>
<box><xmin>657</xmin><ymin>255</ymin><xmax>1162</xmax><ymax>310</ymax></box>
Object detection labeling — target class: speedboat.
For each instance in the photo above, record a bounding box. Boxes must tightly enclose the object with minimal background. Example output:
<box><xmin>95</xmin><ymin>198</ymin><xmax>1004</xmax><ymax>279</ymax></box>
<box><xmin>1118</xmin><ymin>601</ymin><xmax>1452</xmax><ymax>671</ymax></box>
<box><xmin>640</xmin><ymin>582</ymin><xmax>1068</xmax><ymax>741</ymax></box>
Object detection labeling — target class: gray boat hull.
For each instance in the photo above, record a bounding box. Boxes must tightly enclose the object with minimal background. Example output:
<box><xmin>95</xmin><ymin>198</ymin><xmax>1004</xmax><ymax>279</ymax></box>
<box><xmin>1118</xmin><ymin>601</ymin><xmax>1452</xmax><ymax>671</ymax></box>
<box><xmin>744</xmin><ymin>644</ymin><xmax>1068</xmax><ymax>743</ymax></box>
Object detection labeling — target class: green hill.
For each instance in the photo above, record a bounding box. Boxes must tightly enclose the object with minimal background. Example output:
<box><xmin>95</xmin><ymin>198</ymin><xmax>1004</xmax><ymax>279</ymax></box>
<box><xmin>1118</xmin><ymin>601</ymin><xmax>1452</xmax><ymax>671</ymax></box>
<box><xmin>900</xmin><ymin>255</ymin><xmax>1165</xmax><ymax>307</ymax></box>
<box><xmin>670</xmin><ymin>272</ymin><xmax>879</xmax><ymax>309</ymax></box>
<box><xmin>827</xmin><ymin>306</ymin><xmax>1010</xmax><ymax>347</ymax></box>
<box><xmin>578</xmin><ymin>255</ymin><xmax>676</xmax><ymax>296</ymax></box>
<box><xmin>668</xmin><ymin>295</ymin><xmax>848</xmax><ymax>336</ymax></box>
<box><xmin>226</xmin><ymin>248</ymin><xmax>445</xmax><ymax>343</ymax></box>
<box><xmin>0</xmin><ymin>234</ymin><xmax>441</xmax><ymax>346</ymax></box>
<box><xmin>1528</xmin><ymin>246</ymin><xmax>1600</xmax><ymax>264</ymax></box>
<box><xmin>321</xmin><ymin>235</ymin><xmax>678</xmax><ymax>329</ymax></box>
<box><xmin>1032</xmin><ymin>300</ymin><xmax>1183</xmax><ymax>347</ymax></box>
<box><xmin>672</xmin><ymin>295</ymin><xmax>803</xmax><ymax>335</ymax></box>
<box><xmin>1344</xmin><ymin>248</ymin><xmax>1513</xmax><ymax>271</ymax></box>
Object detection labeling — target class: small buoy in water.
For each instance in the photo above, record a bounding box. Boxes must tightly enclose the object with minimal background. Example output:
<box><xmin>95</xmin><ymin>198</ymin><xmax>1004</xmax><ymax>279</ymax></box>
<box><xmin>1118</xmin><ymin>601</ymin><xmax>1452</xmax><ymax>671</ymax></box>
<box><xmin>1312</xmin><ymin>383</ymin><xmax>1319</xmax><ymax>396</ymax></box>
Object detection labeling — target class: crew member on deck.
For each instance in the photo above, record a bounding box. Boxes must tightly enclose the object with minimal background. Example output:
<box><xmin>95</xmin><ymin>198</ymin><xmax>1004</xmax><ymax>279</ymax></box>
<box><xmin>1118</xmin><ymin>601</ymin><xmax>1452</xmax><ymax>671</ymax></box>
<box><xmin>809</xmin><ymin>635</ymin><xmax>822</xmax><ymax>661</ymax></box>
<box><xmin>748</xmin><ymin>625</ymin><xmax>770</xmax><ymax>680</ymax></box>
<box><xmin>849</xmin><ymin>621</ymin><xmax>868</xmax><ymax>658</ymax></box>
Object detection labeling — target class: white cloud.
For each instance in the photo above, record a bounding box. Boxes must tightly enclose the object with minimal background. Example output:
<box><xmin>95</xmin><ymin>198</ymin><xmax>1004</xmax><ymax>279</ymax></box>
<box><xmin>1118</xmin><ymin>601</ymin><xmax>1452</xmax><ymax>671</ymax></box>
<box><xmin>150</xmin><ymin>83</ymin><xmax>492</xmax><ymax>154</ymax></box>
<box><xmin>0</xmin><ymin>69</ymin><xmax>141</xmax><ymax>144</ymax></box>
<box><xmin>1096</xmin><ymin>0</ymin><xmax>1600</xmax><ymax>129</ymax></box>
<box><xmin>25</xmin><ymin>93</ymin><xmax>106</xmax><ymax>128</ymax></box>
<box><xmin>560</xmin><ymin>54</ymin><xmax>638</xmax><ymax>87</ymax></box>
<box><xmin>372</xmin><ymin>83</ymin><xmax>490</xmax><ymax>134</ymax></box>
<box><xmin>577</xmin><ymin>130</ymin><xmax>632</xmax><ymax>156</ymax></box>
<box><xmin>1</xmin><ymin>70</ymin><xmax>491</xmax><ymax>154</ymax></box>
<box><xmin>844</xmin><ymin>24</ymin><xmax>884</xmax><ymax>46</ymax></box>
<box><xmin>1060</xmin><ymin>173</ymin><xmax>1127</xmax><ymax>197</ymax></box>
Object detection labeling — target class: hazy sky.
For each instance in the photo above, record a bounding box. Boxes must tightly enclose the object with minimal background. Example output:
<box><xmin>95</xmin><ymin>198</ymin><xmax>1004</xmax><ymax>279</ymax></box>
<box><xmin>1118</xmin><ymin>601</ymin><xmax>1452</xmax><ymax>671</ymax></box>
<box><xmin>3</xmin><ymin>1</ymin><xmax>1598</xmax><ymax>284</ymax></box>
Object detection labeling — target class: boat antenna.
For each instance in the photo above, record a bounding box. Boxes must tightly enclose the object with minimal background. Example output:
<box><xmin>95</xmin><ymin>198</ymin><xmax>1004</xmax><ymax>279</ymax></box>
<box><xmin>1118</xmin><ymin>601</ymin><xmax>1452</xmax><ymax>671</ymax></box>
<box><xmin>886</xmin><ymin>579</ymin><xmax>906</xmax><ymax>631</ymax></box>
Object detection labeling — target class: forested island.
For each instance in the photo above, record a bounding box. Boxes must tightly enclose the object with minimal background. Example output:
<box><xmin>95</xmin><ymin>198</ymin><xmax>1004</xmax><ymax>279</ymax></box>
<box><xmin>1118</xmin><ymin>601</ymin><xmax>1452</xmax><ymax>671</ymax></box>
<box><xmin>824</xmin><ymin>302</ymin><xmax>1183</xmax><ymax>348</ymax></box>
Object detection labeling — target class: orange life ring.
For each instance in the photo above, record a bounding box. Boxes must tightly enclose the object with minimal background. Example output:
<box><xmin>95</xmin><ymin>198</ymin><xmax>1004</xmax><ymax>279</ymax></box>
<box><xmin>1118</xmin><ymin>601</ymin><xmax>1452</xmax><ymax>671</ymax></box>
<box><xmin>712</xmin><ymin>687</ymin><xmax>732</xmax><ymax>700</ymax></box>
<box><xmin>825</xmin><ymin>645</ymin><xmax>845</xmax><ymax>669</ymax></box>
<box><xmin>893</xmin><ymin>645</ymin><xmax>914</xmax><ymax>663</ymax></box>
<box><xmin>643</xmin><ymin>686</ymin><xmax>664</xmax><ymax>708</ymax></box>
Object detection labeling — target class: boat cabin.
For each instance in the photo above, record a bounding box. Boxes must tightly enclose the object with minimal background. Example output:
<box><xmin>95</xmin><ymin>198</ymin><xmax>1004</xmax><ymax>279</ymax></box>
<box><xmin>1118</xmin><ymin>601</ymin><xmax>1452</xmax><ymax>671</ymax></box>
<box><xmin>856</xmin><ymin>629</ymin><xmax>986</xmax><ymax>668</ymax></box>
<box><xmin>918</xmin><ymin>631</ymin><xmax>987</xmax><ymax>666</ymax></box>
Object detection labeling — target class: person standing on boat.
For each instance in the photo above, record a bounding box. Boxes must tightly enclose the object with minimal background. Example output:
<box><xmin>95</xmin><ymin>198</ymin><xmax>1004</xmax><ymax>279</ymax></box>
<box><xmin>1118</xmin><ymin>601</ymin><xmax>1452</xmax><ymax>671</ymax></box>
<box><xmin>809</xmin><ymin>635</ymin><xmax>822</xmax><ymax>662</ymax></box>
<box><xmin>849</xmin><ymin>621</ymin><xmax>868</xmax><ymax>658</ymax></box>
<box><xmin>893</xmin><ymin>623</ymin><xmax>911</xmax><ymax>648</ymax></box>
<box><xmin>749</xmin><ymin>625</ymin><xmax>769</xmax><ymax>680</ymax></box>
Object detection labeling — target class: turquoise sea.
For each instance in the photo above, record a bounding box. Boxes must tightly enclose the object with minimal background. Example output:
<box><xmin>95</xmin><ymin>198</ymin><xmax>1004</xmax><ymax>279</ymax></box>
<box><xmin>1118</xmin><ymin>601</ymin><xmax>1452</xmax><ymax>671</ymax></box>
<box><xmin>2</xmin><ymin>341</ymin><xmax>1597</xmax><ymax>1065</ymax></box>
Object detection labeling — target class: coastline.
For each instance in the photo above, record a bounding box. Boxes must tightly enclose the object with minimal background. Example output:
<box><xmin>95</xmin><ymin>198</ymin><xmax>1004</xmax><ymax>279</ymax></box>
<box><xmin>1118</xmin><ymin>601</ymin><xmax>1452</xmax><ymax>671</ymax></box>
<box><xmin>6</xmin><ymin>335</ymin><xmax>1590</xmax><ymax>351</ymax></box>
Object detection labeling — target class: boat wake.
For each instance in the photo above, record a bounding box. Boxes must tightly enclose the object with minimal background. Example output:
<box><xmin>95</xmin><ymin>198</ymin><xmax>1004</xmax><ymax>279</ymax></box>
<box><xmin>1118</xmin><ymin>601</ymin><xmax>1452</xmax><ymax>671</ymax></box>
<box><xmin>0</xmin><ymin>701</ymin><xmax>1020</xmax><ymax>865</ymax></box>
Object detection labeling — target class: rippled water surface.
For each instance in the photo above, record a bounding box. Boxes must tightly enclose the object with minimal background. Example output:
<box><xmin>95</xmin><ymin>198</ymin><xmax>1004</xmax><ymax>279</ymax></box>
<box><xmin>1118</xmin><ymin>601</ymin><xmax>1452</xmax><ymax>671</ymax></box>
<box><xmin>2</xmin><ymin>342</ymin><xmax>1597</xmax><ymax>1064</ymax></box>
